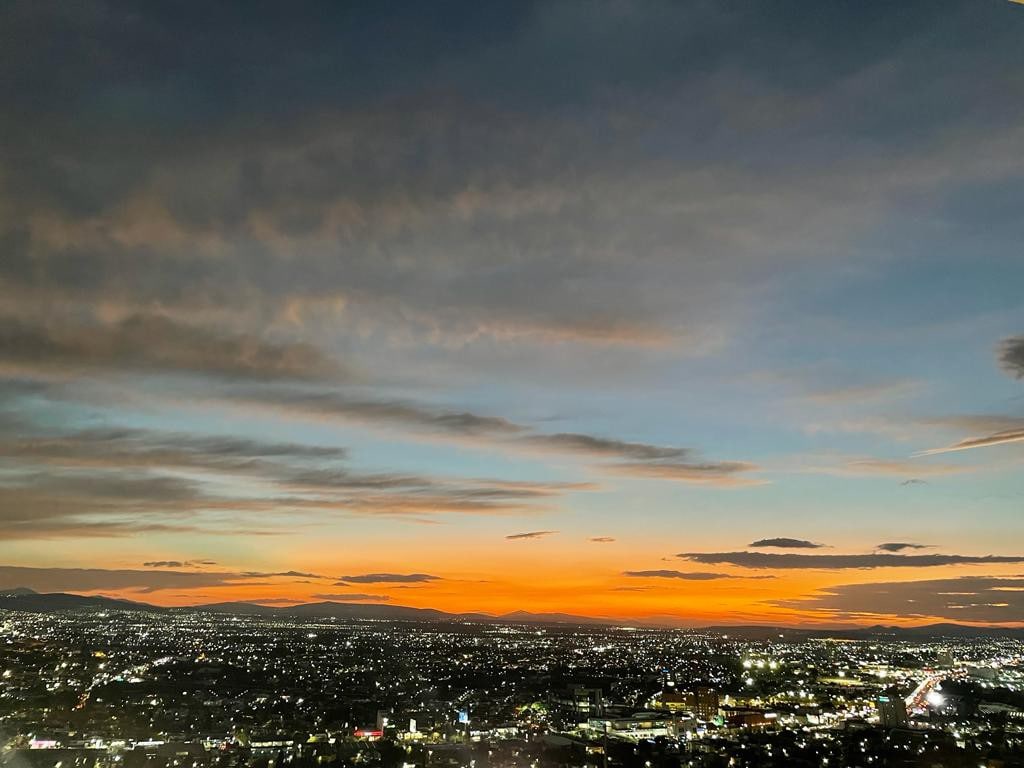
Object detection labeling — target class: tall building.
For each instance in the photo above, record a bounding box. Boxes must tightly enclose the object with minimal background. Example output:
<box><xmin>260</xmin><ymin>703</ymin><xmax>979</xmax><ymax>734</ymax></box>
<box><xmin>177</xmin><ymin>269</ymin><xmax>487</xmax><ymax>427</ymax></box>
<box><xmin>877</xmin><ymin>694</ymin><xmax>909</xmax><ymax>728</ymax></box>
<box><xmin>554</xmin><ymin>685</ymin><xmax>605</xmax><ymax>725</ymax></box>
<box><xmin>692</xmin><ymin>687</ymin><xmax>720</xmax><ymax>722</ymax></box>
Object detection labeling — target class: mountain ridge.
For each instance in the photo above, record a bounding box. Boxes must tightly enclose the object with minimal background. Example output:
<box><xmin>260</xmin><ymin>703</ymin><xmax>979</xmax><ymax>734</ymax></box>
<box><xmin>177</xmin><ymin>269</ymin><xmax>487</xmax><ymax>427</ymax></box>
<box><xmin>1</xmin><ymin>590</ymin><xmax>1022</xmax><ymax>637</ymax></box>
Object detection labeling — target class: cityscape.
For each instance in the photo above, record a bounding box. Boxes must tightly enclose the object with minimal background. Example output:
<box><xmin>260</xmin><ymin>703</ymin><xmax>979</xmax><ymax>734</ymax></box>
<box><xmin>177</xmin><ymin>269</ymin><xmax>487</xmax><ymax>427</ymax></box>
<box><xmin>2</xmin><ymin>605</ymin><xmax>1024</xmax><ymax>768</ymax></box>
<box><xmin>2</xmin><ymin>1</ymin><xmax>1024</xmax><ymax>766</ymax></box>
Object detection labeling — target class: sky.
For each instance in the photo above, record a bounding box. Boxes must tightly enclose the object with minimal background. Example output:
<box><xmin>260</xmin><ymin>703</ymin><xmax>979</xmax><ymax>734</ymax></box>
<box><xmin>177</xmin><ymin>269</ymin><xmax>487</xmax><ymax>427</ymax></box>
<box><xmin>1</xmin><ymin>0</ymin><xmax>1023</xmax><ymax>627</ymax></box>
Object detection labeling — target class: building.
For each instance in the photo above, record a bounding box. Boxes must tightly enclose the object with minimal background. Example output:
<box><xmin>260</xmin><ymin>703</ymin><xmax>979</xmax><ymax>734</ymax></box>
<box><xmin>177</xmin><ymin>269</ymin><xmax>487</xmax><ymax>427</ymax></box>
<box><xmin>691</xmin><ymin>687</ymin><xmax>720</xmax><ymax>721</ymax></box>
<box><xmin>554</xmin><ymin>685</ymin><xmax>605</xmax><ymax>724</ymax></box>
<box><xmin>877</xmin><ymin>694</ymin><xmax>909</xmax><ymax>728</ymax></box>
<box><xmin>657</xmin><ymin>687</ymin><xmax>719</xmax><ymax>721</ymax></box>
<box><xmin>587</xmin><ymin>713</ymin><xmax>671</xmax><ymax>742</ymax></box>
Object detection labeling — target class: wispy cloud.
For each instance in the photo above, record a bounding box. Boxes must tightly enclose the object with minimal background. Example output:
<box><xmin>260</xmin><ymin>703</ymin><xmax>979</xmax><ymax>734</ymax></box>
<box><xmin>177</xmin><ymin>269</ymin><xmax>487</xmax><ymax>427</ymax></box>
<box><xmin>624</xmin><ymin>570</ymin><xmax>741</xmax><ymax>581</ymax></box>
<box><xmin>143</xmin><ymin>560</ymin><xmax>217</xmax><ymax>568</ymax></box>
<box><xmin>909</xmin><ymin>413</ymin><xmax>1024</xmax><ymax>456</ymax></box>
<box><xmin>802</xmin><ymin>379</ymin><xmax>922</xmax><ymax>405</ymax></box>
<box><xmin>229</xmin><ymin>387</ymin><xmax>525</xmax><ymax>436</ymax></box>
<box><xmin>335</xmin><ymin>573</ymin><xmax>440</xmax><ymax>584</ymax></box>
<box><xmin>505</xmin><ymin>530</ymin><xmax>558</xmax><ymax>540</ymax></box>
<box><xmin>915</xmin><ymin>428</ymin><xmax>1024</xmax><ymax>456</ymax></box>
<box><xmin>605</xmin><ymin>461</ymin><xmax>762</xmax><ymax>487</ymax></box>
<box><xmin>792</xmin><ymin>455</ymin><xmax>967</xmax><ymax>478</ymax></box>
<box><xmin>242</xmin><ymin>569</ymin><xmax>330</xmax><ymax>580</ymax></box>
<box><xmin>0</xmin><ymin>416</ymin><xmax>586</xmax><ymax>537</ymax></box>
<box><xmin>517</xmin><ymin>433</ymin><xmax>688</xmax><ymax>460</ymax></box>
<box><xmin>228</xmin><ymin>387</ymin><xmax>757</xmax><ymax>486</ymax></box>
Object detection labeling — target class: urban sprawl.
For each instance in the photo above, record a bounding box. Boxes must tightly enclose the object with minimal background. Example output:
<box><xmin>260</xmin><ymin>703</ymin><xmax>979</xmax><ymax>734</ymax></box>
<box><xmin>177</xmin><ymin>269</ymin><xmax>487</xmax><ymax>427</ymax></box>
<box><xmin>3</xmin><ymin>610</ymin><xmax>1024</xmax><ymax>768</ymax></box>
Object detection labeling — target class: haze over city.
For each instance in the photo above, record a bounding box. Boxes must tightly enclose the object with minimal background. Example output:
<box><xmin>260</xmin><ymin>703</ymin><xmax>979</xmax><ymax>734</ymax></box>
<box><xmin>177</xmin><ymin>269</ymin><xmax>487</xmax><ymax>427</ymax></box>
<box><xmin>2</xmin><ymin>0</ymin><xmax>1023</xmax><ymax>629</ymax></box>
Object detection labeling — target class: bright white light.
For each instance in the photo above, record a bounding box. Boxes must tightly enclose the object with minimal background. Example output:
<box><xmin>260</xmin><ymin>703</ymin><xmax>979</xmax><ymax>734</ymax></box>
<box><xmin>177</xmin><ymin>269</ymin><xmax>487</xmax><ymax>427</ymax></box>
<box><xmin>926</xmin><ymin>690</ymin><xmax>945</xmax><ymax>708</ymax></box>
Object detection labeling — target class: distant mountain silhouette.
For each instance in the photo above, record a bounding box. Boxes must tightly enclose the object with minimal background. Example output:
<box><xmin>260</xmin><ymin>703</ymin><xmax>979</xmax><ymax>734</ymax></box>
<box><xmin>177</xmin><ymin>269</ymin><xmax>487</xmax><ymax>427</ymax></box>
<box><xmin>1</xmin><ymin>590</ymin><xmax>1022</xmax><ymax>637</ymax></box>
<box><xmin>194</xmin><ymin>600</ymin><xmax>584</xmax><ymax>624</ymax></box>
<box><xmin>0</xmin><ymin>590</ymin><xmax>154</xmax><ymax>612</ymax></box>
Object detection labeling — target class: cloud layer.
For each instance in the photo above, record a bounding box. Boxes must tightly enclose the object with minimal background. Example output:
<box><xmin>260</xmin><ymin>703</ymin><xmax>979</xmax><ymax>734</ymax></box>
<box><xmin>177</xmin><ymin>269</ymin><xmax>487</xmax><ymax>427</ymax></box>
<box><xmin>0</xmin><ymin>412</ymin><xmax>586</xmax><ymax>537</ymax></box>
<box><xmin>677</xmin><ymin>552</ymin><xmax>1024</xmax><ymax>570</ymax></box>
<box><xmin>0</xmin><ymin>313</ymin><xmax>342</xmax><ymax>380</ymax></box>
<box><xmin>778</xmin><ymin>576</ymin><xmax>1024</xmax><ymax>623</ymax></box>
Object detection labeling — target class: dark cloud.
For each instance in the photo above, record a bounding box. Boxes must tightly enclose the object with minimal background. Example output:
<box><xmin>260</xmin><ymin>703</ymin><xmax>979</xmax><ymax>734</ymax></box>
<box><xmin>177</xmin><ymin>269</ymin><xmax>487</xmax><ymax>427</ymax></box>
<box><xmin>0</xmin><ymin>416</ymin><xmax>587</xmax><ymax>537</ymax></box>
<box><xmin>335</xmin><ymin>573</ymin><xmax>441</xmax><ymax>584</ymax></box>
<box><xmin>0</xmin><ymin>426</ymin><xmax>349</xmax><ymax>468</ymax></box>
<box><xmin>505</xmin><ymin>530</ymin><xmax>558</xmax><ymax>540</ymax></box>
<box><xmin>243</xmin><ymin>570</ymin><xmax>330</xmax><ymax>580</ymax></box>
<box><xmin>677</xmin><ymin>552</ymin><xmax>1024</xmax><ymax>569</ymax></box>
<box><xmin>999</xmin><ymin>335</ymin><xmax>1024</xmax><ymax>378</ymax></box>
<box><xmin>776</xmin><ymin>576</ymin><xmax>1024</xmax><ymax>623</ymax></box>
<box><xmin>2</xmin><ymin>0</ymin><xmax>1018</xmax><ymax>371</ymax></box>
<box><xmin>3</xmin><ymin>469</ymin><xmax>203</xmax><ymax>504</ymax></box>
<box><xmin>749</xmin><ymin>538</ymin><xmax>825</xmax><ymax>549</ymax></box>
<box><xmin>0</xmin><ymin>468</ymin><xmax>550</xmax><ymax>539</ymax></box>
<box><xmin>231</xmin><ymin>387</ymin><xmax>756</xmax><ymax>486</ymax></box>
<box><xmin>876</xmin><ymin>542</ymin><xmax>932</xmax><ymax>552</ymax></box>
<box><xmin>143</xmin><ymin>559</ymin><xmax>219</xmax><ymax>568</ymax></box>
<box><xmin>624</xmin><ymin>570</ymin><xmax>739</xmax><ymax>581</ymax></box>
<box><xmin>589</xmin><ymin>536</ymin><xmax>615</xmax><ymax>543</ymax></box>
<box><xmin>0</xmin><ymin>338</ymin><xmax>739</xmax><ymax>503</ymax></box>
<box><xmin>0</xmin><ymin>465</ymin><xmax>241</xmax><ymax>539</ymax></box>
<box><xmin>0</xmin><ymin>313</ymin><xmax>342</xmax><ymax>380</ymax></box>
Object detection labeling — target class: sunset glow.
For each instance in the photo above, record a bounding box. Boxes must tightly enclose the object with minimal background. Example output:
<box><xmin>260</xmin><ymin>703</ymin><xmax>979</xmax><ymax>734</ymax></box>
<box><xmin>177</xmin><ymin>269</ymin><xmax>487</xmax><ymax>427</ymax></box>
<box><xmin>2</xmin><ymin>0</ymin><xmax>1023</xmax><ymax>629</ymax></box>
